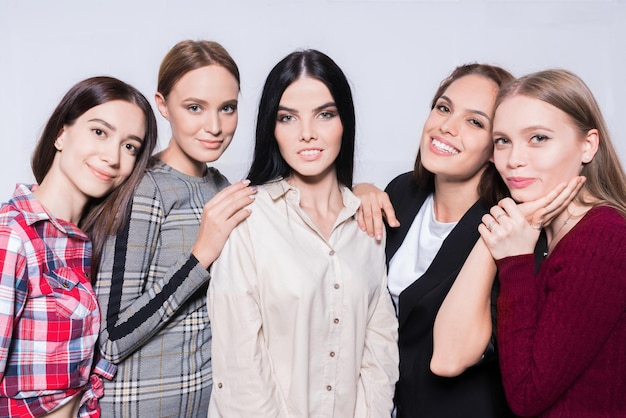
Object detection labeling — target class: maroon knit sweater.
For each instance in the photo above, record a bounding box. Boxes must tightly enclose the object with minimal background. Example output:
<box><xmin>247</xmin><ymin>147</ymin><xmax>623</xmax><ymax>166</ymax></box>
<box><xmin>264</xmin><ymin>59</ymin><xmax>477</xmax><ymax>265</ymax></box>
<box><xmin>496</xmin><ymin>206</ymin><xmax>626</xmax><ymax>417</ymax></box>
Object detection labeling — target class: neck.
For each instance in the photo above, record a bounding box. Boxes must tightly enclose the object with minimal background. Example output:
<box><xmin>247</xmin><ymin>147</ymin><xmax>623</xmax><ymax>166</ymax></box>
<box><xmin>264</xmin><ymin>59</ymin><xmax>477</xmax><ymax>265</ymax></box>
<box><xmin>34</xmin><ymin>174</ymin><xmax>87</xmax><ymax>225</ymax></box>
<box><xmin>546</xmin><ymin>200</ymin><xmax>591</xmax><ymax>252</ymax></box>
<box><xmin>157</xmin><ymin>140</ymin><xmax>207</xmax><ymax>177</ymax></box>
<box><xmin>433</xmin><ymin>175</ymin><xmax>481</xmax><ymax>223</ymax></box>
<box><xmin>287</xmin><ymin>173</ymin><xmax>344</xmax><ymax>239</ymax></box>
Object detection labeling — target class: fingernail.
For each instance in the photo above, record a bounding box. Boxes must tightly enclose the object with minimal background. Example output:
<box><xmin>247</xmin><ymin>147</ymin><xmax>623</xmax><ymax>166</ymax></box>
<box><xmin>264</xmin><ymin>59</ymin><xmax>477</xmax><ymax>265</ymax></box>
<box><xmin>243</xmin><ymin>179</ymin><xmax>251</xmax><ymax>185</ymax></box>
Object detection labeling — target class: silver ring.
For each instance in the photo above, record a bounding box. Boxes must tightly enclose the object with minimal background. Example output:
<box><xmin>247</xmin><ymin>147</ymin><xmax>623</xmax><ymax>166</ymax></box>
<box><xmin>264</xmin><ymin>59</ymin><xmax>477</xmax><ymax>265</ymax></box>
<box><xmin>486</xmin><ymin>221</ymin><xmax>495</xmax><ymax>231</ymax></box>
<box><xmin>531</xmin><ymin>222</ymin><xmax>543</xmax><ymax>231</ymax></box>
<box><xmin>496</xmin><ymin>213</ymin><xmax>505</xmax><ymax>221</ymax></box>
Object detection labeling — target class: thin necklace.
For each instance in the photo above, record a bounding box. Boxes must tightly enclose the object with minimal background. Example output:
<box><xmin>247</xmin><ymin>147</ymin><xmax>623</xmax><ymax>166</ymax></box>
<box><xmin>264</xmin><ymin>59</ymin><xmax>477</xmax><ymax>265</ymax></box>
<box><xmin>544</xmin><ymin>214</ymin><xmax>572</xmax><ymax>257</ymax></box>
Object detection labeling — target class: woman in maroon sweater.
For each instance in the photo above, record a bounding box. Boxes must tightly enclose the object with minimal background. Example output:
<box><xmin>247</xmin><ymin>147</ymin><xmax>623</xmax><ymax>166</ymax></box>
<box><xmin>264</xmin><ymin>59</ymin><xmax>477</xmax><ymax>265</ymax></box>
<box><xmin>479</xmin><ymin>69</ymin><xmax>626</xmax><ymax>417</ymax></box>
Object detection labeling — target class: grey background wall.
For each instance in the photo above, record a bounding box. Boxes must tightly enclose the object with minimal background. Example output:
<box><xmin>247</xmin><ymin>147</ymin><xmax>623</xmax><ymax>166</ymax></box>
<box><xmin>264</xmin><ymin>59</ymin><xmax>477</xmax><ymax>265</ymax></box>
<box><xmin>1</xmin><ymin>0</ymin><xmax>625</xmax><ymax>199</ymax></box>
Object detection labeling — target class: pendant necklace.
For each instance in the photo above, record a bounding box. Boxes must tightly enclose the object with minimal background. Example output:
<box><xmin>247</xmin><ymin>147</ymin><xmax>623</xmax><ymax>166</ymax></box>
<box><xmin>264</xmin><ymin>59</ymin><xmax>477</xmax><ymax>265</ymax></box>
<box><xmin>543</xmin><ymin>214</ymin><xmax>572</xmax><ymax>257</ymax></box>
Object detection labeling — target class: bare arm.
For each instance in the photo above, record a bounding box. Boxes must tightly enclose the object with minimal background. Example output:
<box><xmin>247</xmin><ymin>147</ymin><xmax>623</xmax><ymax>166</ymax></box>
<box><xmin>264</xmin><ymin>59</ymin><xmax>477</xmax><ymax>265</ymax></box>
<box><xmin>431</xmin><ymin>238</ymin><xmax>495</xmax><ymax>376</ymax></box>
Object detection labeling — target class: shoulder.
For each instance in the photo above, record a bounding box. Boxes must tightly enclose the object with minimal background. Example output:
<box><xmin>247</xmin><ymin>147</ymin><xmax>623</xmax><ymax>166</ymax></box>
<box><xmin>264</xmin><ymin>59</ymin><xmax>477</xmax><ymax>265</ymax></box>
<box><xmin>206</xmin><ymin>167</ymin><xmax>231</xmax><ymax>190</ymax></box>
<box><xmin>385</xmin><ymin>171</ymin><xmax>426</xmax><ymax>201</ymax></box>
<box><xmin>385</xmin><ymin>172</ymin><xmax>415</xmax><ymax>194</ymax></box>
<box><xmin>577</xmin><ymin>206</ymin><xmax>626</xmax><ymax>240</ymax></box>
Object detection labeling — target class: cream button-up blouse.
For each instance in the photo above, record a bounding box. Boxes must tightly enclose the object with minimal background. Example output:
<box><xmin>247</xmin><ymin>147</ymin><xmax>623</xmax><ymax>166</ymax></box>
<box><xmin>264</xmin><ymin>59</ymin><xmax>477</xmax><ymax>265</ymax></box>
<box><xmin>207</xmin><ymin>179</ymin><xmax>399</xmax><ymax>417</ymax></box>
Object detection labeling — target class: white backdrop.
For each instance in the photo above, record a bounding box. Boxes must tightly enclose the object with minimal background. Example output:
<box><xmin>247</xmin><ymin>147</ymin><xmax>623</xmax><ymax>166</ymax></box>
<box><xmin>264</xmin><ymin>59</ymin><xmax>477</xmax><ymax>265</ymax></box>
<box><xmin>1</xmin><ymin>0</ymin><xmax>625</xmax><ymax>199</ymax></box>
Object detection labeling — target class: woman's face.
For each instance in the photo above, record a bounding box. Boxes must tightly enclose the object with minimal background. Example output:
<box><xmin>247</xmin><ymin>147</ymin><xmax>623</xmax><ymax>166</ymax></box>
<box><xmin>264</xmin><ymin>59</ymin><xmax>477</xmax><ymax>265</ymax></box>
<box><xmin>493</xmin><ymin>95</ymin><xmax>596</xmax><ymax>202</ymax></box>
<box><xmin>156</xmin><ymin>65</ymin><xmax>239</xmax><ymax>176</ymax></box>
<box><xmin>274</xmin><ymin>76</ymin><xmax>343</xmax><ymax>186</ymax></box>
<box><xmin>55</xmin><ymin>100</ymin><xmax>145</xmax><ymax>199</ymax></box>
<box><xmin>419</xmin><ymin>74</ymin><xmax>498</xmax><ymax>183</ymax></box>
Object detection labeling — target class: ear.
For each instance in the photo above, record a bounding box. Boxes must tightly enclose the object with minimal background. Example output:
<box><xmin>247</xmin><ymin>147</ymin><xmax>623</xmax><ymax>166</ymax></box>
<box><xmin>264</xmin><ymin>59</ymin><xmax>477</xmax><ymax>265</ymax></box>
<box><xmin>55</xmin><ymin>127</ymin><xmax>66</xmax><ymax>151</ymax></box>
<box><xmin>581</xmin><ymin>128</ymin><xmax>599</xmax><ymax>164</ymax></box>
<box><xmin>155</xmin><ymin>92</ymin><xmax>170</xmax><ymax>120</ymax></box>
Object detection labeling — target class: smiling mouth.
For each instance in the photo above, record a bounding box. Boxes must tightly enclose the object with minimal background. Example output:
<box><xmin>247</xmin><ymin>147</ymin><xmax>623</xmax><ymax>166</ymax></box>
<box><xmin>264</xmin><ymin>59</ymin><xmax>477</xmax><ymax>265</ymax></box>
<box><xmin>90</xmin><ymin>166</ymin><xmax>115</xmax><ymax>182</ymax></box>
<box><xmin>299</xmin><ymin>149</ymin><xmax>322</xmax><ymax>156</ymax></box>
<box><xmin>432</xmin><ymin>138</ymin><xmax>459</xmax><ymax>155</ymax></box>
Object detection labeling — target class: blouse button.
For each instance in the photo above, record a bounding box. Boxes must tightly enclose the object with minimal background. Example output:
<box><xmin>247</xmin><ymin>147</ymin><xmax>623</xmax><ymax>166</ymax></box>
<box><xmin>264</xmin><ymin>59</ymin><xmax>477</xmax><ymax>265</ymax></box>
<box><xmin>326</xmin><ymin>385</ymin><xmax>333</xmax><ymax>391</ymax></box>
<box><xmin>62</xmin><ymin>281</ymin><xmax>70</xmax><ymax>289</ymax></box>
<box><xmin>217</xmin><ymin>382</ymin><xmax>223</xmax><ymax>389</ymax></box>
<box><xmin>333</xmin><ymin>318</ymin><xmax>339</xmax><ymax>324</ymax></box>
<box><xmin>330</xmin><ymin>352</ymin><xmax>335</xmax><ymax>357</ymax></box>
<box><xmin>329</xmin><ymin>250</ymin><xmax>335</xmax><ymax>256</ymax></box>
<box><xmin>333</xmin><ymin>283</ymin><xmax>340</xmax><ymax>289</ymax></box>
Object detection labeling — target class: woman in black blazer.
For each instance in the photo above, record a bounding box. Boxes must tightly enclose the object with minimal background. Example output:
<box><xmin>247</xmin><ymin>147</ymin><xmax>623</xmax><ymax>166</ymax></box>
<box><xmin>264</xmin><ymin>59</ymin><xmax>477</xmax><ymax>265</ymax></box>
<box><xmin>355</xmin><ymin>64</ymin><xmax>514</xmax><ymax>417</ymax></box>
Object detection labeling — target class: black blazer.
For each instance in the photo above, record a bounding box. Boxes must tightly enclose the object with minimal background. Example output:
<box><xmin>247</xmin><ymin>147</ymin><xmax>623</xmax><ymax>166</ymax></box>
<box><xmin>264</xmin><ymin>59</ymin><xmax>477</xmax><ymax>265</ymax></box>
<box><xmin>386</xmin><ymin>172</ymin><xmax>512</xmax><ymax>418</ymax></box>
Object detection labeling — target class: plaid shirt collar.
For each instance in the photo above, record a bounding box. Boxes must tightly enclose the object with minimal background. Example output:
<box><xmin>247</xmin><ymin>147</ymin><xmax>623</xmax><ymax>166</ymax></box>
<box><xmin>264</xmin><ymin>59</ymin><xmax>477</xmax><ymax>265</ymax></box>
<box><xmin>10</xmin><ymin>183</ymin><xmax>89</xmax><ymax>241</ymax></box>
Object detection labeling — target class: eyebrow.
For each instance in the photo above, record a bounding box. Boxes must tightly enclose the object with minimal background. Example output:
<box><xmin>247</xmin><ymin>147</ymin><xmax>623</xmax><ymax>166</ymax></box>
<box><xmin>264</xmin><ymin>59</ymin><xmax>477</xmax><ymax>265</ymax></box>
<box><xmin>492</xmin><ymin>125</ymin><xmax>556</xmax><ymax>138</ymax></box>
<box><xmin>278</xmin><ymin>101</ymin><xmax>337</xmax><ymax>113</ymax></box>
<box><xmin>439</xmin><ymin>95</ymin><xmax>492</xmax><ymax>122</ymax></box>
<box><xmin>89</xmin><ymin>118</ymin><xmax>144</xmax><ymax>143</ymax></box>
<box><xmin>183</xmin><ymin>97</ymin><xmax>238</xmax><ymax>106</ymax></box>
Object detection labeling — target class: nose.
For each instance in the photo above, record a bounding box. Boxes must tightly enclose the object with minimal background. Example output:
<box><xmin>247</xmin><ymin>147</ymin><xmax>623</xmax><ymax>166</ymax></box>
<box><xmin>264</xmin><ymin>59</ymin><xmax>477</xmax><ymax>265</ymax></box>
<box><xmin>439</xmin><ymin>115</ymin><xmax>459</xmax><ymax>137</ymax></box>
<box><xmin>299</xmin><ymin>119</ymin><xmax>317</xmax><ymax>142</ymax></box>
<box><xmin>203</xmin><ymin>112</ymin><xmax>222</xmax><ymax>136</ymax></box>
<box><xmin>506</xmin><ymin>144</ymin><xmax>527</xmax><ymax>168</ymax></box>
<box><xmin>101</xmin><ymin>141</ymin><xmax>120</xmax><ymax>167</ymax></box>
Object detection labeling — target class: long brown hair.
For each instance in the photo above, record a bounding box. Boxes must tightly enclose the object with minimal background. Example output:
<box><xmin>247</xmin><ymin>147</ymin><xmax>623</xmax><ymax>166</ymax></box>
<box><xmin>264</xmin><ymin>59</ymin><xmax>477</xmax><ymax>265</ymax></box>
<box><xmin>413</xmin><ymin>63</ymin><xmax>514</xmax><ymax>206</ymax></box>
<box><xmin>495</xmin><ymin>69</ymin><xmax>626</xmax><ymax>217</ymax></box>
<box><xmin>32</xmin><ymin>76</ymin><xmax>158</xmax><ymax>281</ymax></box>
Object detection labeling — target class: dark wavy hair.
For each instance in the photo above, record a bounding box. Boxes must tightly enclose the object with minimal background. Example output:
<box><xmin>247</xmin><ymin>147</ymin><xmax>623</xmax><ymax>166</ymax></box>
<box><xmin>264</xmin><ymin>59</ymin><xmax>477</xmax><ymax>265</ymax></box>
<box><xmin>413</xmin><ymin>63</ymin><xmax>514</xmax><ymax>206</ymax></box>
<box><xmin>247</xmin><ymin>49</ymin><xmax>355</xmax><ymax>188</ymax></box>
<box><xmin>31</xmin><ymin>76</ymin><xmax>158</xmax><ymax>281</ymax></box>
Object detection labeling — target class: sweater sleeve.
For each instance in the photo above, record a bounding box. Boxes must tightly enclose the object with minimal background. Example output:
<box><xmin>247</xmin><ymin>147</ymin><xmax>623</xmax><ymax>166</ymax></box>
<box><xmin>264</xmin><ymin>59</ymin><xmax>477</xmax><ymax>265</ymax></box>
<box><xmin>495</xmin><ymin>209</ymin><xmax>626</xmax><ymax>416</ymax></box>
<box><xmin>96</xmin><ymin>174</ymin><xmax>211</xmax><ymax>364</ymax></box>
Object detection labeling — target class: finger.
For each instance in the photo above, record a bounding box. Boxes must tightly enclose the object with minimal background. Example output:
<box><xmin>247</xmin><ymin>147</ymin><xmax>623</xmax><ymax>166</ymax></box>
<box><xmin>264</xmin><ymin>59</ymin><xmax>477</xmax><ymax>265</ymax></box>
<box><xmin>529</xmin><ymin>207</ymin><xmax>547</xmax><ymax>230</ymax></box>
<box><xmin>372</xmin><ymin>205</ymin><xmax>385</xmax><ymax>241</ymax></box>
<box><xmin>481</xmin><ymin>214</ymin><xmax>496</xmax><ymax>232</ymax></box>
<box><xmin>542</xmin><ymin>176</ymin><xmax>585</xmax><ymax>218</ymax></box>
<box><xmin>207</xmin><ymin>180</ymin><xmax>255</xmax><ymax>206</ymax></box>
<box><xmin>206</xmin><ymin>184</ymin><xmax>257</xmax><ymax>210</ymax></box>
<box><xmin>517</xmin><ymin>182</ymin><xmax>567</xmax><ymax>219</ymax></box>
<box><xmin>356</xmin><ymin>207</ymin><xmax>366</xmax><ymax>231</ymax></box>
<box><xmin>367</xmin><ymin>203</ymin><xmax>383</xmax><ymax>238</ymax></box>
<box><xmin>490</xmin><ymin>205</ymin><xmax>508</xmax><ymax>223</ymax></box>
<box><xmin>379</xmin><ymin>196</ymin><xmax>400</xmax><ymax>228</ymax></box>
<box><xmin>204</xmin><ymin>191</ymin><xmax>256</xmax><ymax>222</ymax></box>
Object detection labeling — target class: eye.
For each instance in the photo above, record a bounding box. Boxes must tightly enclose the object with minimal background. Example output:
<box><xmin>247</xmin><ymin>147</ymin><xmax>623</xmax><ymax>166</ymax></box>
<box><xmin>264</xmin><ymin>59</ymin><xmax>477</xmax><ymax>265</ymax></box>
<box><xmin>493</xmin><ymin>136</ymin><xmax>510</xmax><ymax>146</ymax></box>
<box><xmin>277</xmin><ymin>113</ymin><xmax>294</xmax><ymax>123</ymax></box>
<box><xmin>222</xmin><ymin>104</ymin><xmax>237</xmax><ymax>114</ymax></box>
<box><xmin>123</xmin><ymin>142</ymin><xmax>140</xmax><ymax>156</ymax></box>
<box><xmin>436</xmin><ymin>104</ymin><xmax>451</xmax><ymax>113</ymax></box>
<box><xmin>319</xmin><ymin>111</ymin><xmax>336</xmax><ymax>119</ymax></box>
<box><xmin>468</xmin><ymin>119</ymin><xmax>485</xmax><ymax>129</ymax></box>
<box><xmin>92</xmin><ymin>128</ymin><xmax>106</xmax><ymax>137</ymax></box>
<box><xmin>187</xmin><ymin>104</ymin><xmax>201</xmax><ymax>113</ymax></box>
<box><xmin>530</xmin><ymin>134</ymin><xmax>549</xmax><ymax>143</ymax></box>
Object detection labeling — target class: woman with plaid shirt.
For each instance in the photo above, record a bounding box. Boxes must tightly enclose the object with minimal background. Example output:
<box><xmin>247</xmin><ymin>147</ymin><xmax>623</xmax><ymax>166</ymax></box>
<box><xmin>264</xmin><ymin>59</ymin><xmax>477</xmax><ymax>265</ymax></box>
<box><xmin>0</xmin><ymin>76</ymin><xmax>157</xmax><ymax>417</ymax></box>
